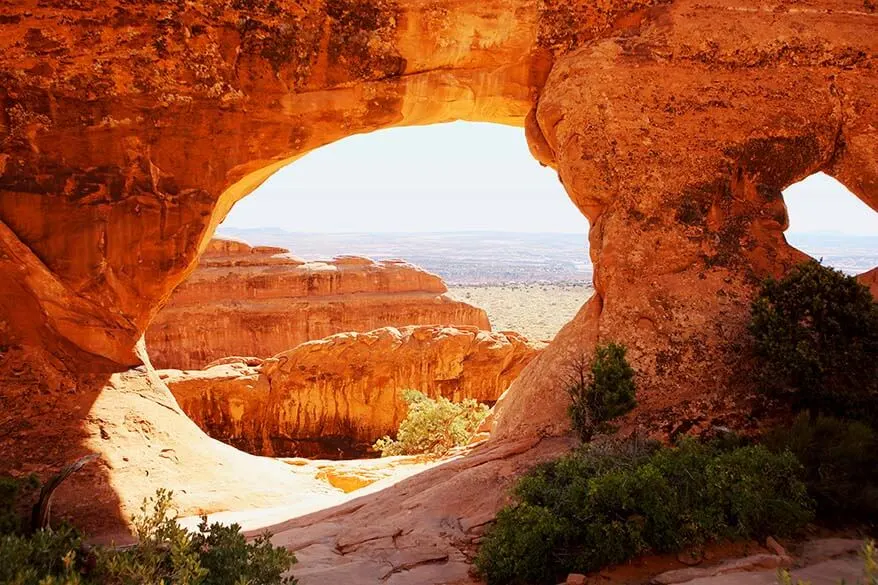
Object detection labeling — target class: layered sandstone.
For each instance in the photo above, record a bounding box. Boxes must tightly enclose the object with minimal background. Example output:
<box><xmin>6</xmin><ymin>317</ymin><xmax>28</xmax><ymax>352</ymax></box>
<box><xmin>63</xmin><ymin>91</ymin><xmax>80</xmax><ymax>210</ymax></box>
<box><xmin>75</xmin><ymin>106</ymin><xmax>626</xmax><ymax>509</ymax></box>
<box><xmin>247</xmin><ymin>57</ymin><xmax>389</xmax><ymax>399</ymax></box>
<box><xmin>1</xmin><ymin>0</ymin><xmax>877</xmax><ymax>582</ymax></box>
<box><xmin>160</xmin><ymin>325</ymin><xmax>538</xmax><ymax>458</ymax></box>
<box><xmin>495</xmin><ymin>0</ymin><xmax>878</xmax><ymax>441</ymax></box>
<box><xmin>145</xmin><ymin>238</ymin><xmax>489</xmax><ymax>369</ymax></box>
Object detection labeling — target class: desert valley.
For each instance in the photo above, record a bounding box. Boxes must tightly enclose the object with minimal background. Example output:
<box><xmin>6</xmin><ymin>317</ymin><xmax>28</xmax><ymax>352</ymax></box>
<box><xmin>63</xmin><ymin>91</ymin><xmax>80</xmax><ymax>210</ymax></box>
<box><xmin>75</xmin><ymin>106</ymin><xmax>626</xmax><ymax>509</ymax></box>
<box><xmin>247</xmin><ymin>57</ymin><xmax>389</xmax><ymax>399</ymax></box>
<box><xmin>1</xmin><ymin>1</ymin><xmax>878</xmax><ymax>584</ymax></box>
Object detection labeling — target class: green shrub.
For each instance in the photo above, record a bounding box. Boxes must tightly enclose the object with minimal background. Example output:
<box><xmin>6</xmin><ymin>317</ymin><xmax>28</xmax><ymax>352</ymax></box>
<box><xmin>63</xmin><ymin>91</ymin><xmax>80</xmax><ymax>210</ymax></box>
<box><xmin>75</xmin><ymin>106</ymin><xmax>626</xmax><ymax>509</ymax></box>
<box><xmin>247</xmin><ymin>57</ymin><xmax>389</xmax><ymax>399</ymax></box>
<box><xmin>565</xmin><ymin>342</ymin><xmax>637</xmax><ymax>442</ymax></box>
<box><xmin>192</xmin><ymin>518</ymin><xmax>297</xmax><ymax>585</ymax></box>
<box><xmin>0</xmin><ymin>525</ymin><xmax>85</xmax><ymax>585</ymax></box>
<box><xmin>92</xmin><ymin>489</ymin><xmax>207</xmax><ymax>585</ymax></box>
<box><xmin>373</xmin><ymin>390</ymin><xmax>489</xmax><ymax>456</ymax></box>
<box><xmin>749</xmin><ymin>261</ymin><xmax>878</xmax><ymax>423</ymax></box>
<box><xmin>475</xmin><ymin>438</ymin><xmax>813</xmax><ymax>585</ymax></box>
<box><xmin>0</xmin><ymin>474</ymin><xmax>40</xmax><ymax>536</ymax></box>
<box><xmin>0</xmin><ymin>487</ymin><xmax>297</xmax><ymax>585</ymax></box>
<box><xmin>765</xmin><ymin>414</ymin><xmax>878</xmax><ymax>526</ymax></box>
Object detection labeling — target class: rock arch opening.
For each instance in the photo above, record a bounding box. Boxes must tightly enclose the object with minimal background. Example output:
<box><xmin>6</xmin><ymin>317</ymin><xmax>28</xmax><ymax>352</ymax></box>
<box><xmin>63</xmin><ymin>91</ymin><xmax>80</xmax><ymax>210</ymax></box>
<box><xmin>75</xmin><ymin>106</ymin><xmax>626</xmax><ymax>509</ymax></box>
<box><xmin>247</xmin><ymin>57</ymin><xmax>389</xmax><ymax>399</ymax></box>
<box><xmin>2</xmin><ymin>0</ymin><xmax>877</xmax><ymax>571</ymax></box>
<box><xmin>145</xmin><ymin>121</ymin><xmax>593</xmax><ymax>459</ymax></box>
<box><xmin>783</xmin><ymin>172</ymin><xmax>878</xmax><ymax>281</ymax></box>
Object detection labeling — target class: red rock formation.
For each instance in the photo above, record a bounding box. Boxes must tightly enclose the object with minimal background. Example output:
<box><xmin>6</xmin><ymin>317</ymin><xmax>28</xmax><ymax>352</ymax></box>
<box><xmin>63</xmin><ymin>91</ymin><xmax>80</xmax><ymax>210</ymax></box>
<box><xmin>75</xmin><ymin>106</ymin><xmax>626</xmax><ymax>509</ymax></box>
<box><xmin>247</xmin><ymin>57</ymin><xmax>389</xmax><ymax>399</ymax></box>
<box><xmin>0</xmin><ymin>340</ymin><xmax>347</xmax><ymax>539</ymax></box>
<box><xmin>859</xmin><ymin>267</ymin><xmax>878</xmax><ymax>299</ymax></box>
<box><xmin>495</xmin><ymin>0</ymin><xmax>878</xmax><ymax>441</ymax></box>
<box><xmin>160</xmin><ymin>325</ymin><xmax>538</xmax><ymax>458</ymax></box>
<box><xmin>146</xmin><ymin>238</ymin><xmax>490</xmax><ymax>368</ymax></box>
<box><xmin>1</xmin><ymin>1</ymin><xmax>877</xmax><ymax>581</ymax></box>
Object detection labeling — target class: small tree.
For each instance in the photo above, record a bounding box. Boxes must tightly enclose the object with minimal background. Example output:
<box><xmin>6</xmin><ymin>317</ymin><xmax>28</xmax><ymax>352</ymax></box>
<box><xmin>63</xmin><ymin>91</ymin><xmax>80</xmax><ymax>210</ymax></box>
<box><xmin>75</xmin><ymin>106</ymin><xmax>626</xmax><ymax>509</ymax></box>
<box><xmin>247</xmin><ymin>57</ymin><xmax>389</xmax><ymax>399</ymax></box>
<box><xmin>565</xmin><ymin>342</ymin><xmax>637</xmax><ymax>442</ymax></box>
<box><xmin>373</xmin><ymin>390</ymin><xmax>489</xmax><ymax>457</ymax></box>
<box><xmin>749</xmin><ymin>260</ymin><xmax>878</xmax><ymax>422</ymax></box>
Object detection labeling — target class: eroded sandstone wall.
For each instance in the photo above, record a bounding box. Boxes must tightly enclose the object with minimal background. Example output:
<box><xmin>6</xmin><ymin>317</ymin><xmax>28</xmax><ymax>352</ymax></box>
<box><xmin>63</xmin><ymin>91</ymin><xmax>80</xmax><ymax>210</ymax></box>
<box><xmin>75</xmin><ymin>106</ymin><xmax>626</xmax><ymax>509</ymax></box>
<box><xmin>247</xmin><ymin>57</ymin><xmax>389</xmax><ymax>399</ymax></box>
<box><xmin>494</xmin><ymin>0</ymin><xmax>878</xmax><ymax>440</ymax></box>
<box><xmin>1</xmin><ymin>0</ymin><xmax>877</xmax><ymax>562</ymax></box>
<box><xmin>0</xmin><ymin>0</ymin><xmax>666</xmax><ymax>370</ymax></box>
<box><xmin>160</xmin><ymin>325</ymin><xmax>539</xmax><ymax>458</ymax></box>
<box><xmin>145</xmin><ymin>238</ymin><xmax>490</xmax><ymax>368</ymax></box>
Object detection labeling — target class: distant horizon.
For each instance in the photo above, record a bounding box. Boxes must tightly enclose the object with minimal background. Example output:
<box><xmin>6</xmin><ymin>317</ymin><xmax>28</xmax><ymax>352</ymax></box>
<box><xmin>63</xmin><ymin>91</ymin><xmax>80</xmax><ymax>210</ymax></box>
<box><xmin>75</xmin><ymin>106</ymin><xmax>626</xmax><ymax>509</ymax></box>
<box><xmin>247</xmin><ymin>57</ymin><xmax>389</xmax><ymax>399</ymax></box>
<box><xmin>221</xmin><ymin>122</ymin><xmax>878</xmax><ymax>237</ymax></box>
<box><xmin>219</xmin><ymin>226</ymin><xmax>878</xmax><ymax>238</ymax></box>
<box><xmin>216</xmin><ymin>226</ymin><xmax>878</xmax><ymax>281</ymax></box>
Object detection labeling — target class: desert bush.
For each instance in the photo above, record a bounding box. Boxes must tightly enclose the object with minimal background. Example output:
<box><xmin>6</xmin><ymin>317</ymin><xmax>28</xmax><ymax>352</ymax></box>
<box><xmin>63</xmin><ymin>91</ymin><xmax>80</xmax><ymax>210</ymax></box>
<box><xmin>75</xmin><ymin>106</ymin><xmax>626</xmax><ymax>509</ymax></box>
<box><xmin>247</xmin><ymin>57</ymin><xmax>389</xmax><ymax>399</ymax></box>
<box><xmin>749</xmin><ymin>261</ymin><xmax>878</xmax><ymax>423</ymax></box>
<box><xmin>92</xmin><ymin>489</ymin><xmax>207</xmax><ymax>585</ymax></box>
<box><xmin>191</xmin><ymin>517</ymin><xmax>297</xmax><ymax>585</ymax></box>
<box><xmin>0</xmin><ymin>474</ymin><xmax>40</xmax><ymax>536</ymax></box>
<box><xmin>0</xmin><ymin>525</ymin><xmax>85</xmax><ymax>585</ymax></box>
<box><xmin>0</xmin><ymin>486</ymin><xmax>297</xmax><ymax>585</ymax></box>
<box><xmin>475</xmin><ymin>438</ymin><xmax>813</xmax><ymax>585</ymax></box>
<box><xmin>565</xmin><ymin>342</ymin><xmax>637</xmax><ymax>442</ymax></box>
<box><xmin>373</xmin><ymin>390</ymin><xmax>489</xmax><ymax>456</ymax></box>
<box><xmin>765</xmin><ymin>414</ymin><xmax>878</xmax><ymax>526</ymax></box>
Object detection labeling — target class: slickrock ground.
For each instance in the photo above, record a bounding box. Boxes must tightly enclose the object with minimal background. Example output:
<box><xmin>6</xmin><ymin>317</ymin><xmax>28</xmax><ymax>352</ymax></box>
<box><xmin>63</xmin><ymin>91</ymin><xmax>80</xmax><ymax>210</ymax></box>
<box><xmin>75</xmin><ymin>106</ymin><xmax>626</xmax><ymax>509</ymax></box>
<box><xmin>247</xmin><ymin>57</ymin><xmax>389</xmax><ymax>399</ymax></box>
<box><xmin>0</xmin><ymin>341</ymin><xmax>343</xmax><ymax>540</ymax></box>
<box><xmin>159</xmin><ymin>325</ymin><xmax>539</xmax><ymax>458</ymax></box>
<box><xmin>147</xmin><ymin>238</ymin><xmax>490</xmax><ymax>368</ymax></box>
<box><xmin>1</xmin><ymin>0</ymin><xmax>877</xmax><ymax>583</ymax></box>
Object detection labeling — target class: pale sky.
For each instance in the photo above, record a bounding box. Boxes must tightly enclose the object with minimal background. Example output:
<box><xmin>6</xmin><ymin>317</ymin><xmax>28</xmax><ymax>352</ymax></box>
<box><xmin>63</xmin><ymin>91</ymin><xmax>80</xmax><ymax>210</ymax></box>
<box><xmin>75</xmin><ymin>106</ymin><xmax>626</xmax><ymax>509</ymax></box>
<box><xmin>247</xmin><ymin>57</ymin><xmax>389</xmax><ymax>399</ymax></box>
<box><xmin>224</xmin><ymin>122</ymin><xmax>878</xmax><ymax>236</ymax></box>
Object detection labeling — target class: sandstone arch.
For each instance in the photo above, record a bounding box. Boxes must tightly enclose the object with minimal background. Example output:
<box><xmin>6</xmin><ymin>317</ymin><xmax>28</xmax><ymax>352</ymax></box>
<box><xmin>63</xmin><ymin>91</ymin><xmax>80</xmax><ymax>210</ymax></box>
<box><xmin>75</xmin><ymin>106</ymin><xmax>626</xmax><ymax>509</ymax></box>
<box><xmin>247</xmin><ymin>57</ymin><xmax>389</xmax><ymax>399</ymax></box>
<box><xmin>495</xmin><ymin>4</ymin><xmax>878</xmax><ymax>438</ymax></box>
<box><xmin>1</xmin><ymin>0</ymin><xmax>877</xmax><ymax>578</ymax></box>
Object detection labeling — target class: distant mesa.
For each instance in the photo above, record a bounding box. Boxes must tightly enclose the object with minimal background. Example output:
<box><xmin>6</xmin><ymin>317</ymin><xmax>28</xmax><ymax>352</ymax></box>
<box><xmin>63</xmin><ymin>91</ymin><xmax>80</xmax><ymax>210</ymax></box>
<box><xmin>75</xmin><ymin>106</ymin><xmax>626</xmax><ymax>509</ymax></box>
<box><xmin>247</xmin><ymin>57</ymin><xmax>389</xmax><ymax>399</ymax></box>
<box><xmin>158</xmin><ymin>324</ymin><xmax>540</xmax><ymax>459</ymax></box>
<box><xmin>146</xmin><ymin>238</ymin><xmax>490</xmax><ymax>369</ymax></box>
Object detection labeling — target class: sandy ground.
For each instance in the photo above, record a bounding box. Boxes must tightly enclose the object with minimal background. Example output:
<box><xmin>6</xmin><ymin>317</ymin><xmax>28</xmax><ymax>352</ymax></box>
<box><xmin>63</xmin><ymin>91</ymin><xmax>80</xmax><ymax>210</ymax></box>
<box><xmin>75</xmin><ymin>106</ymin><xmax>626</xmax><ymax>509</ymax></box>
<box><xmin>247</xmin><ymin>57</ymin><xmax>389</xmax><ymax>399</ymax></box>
<box><xmin>447</xmin><ymin>282</ymin><xmax>594</xmax><ymax>343</ymax></box>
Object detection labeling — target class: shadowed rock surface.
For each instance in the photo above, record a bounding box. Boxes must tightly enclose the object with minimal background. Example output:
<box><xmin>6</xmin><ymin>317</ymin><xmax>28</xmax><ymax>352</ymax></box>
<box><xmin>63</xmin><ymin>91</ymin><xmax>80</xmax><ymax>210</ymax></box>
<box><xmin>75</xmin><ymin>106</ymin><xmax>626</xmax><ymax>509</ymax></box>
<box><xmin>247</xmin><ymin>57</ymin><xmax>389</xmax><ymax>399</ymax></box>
<box><xmin>146</xmin><ymin>238</ymin><xmax>490</xmax><ymax>368</ymax></box>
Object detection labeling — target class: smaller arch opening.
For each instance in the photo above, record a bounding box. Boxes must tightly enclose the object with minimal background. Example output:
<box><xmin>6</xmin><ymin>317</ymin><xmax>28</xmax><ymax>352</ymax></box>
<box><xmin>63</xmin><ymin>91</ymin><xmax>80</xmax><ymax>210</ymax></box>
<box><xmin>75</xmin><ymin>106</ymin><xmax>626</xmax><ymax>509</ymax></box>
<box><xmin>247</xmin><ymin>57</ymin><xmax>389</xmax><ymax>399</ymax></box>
<box><xmin>783</xmin><ymin>172</ymin><xmax>878</xmax><ymax>277</ymax></box>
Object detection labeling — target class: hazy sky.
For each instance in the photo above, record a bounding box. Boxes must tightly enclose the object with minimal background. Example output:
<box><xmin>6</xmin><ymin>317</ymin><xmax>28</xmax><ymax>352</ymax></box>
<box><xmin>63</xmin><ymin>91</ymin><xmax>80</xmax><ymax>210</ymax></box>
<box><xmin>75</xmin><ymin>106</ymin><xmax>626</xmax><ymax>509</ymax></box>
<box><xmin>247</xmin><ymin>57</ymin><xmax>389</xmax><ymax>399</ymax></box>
<box><xmin>224</xmin><ymin>122</ymin><xmax>878</xmax><ymax>236</ymax></box>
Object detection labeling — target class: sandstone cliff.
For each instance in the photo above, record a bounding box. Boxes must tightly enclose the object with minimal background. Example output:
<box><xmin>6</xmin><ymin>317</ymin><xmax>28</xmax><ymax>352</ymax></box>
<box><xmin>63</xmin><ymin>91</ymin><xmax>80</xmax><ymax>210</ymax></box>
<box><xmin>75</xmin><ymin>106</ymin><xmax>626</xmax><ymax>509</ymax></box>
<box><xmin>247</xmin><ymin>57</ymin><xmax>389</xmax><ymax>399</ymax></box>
<box><xmin>859</xmin><ymin>267</ymin><xmax>878</xmax><ymax>299</ymax></box>
<box><xmin>160</xmin><ymin>325</ymin><xmax>538</xmax><ymax>458</ymax></box>
<box><xmin>2</xmin><ymin>1</ymin><xmax>877</xmax><ymax>581</ymax></box>
<box><xmin>146</xmin><ymin>238</ymin><xmax>490</xmax><ymax>369</ymax></box>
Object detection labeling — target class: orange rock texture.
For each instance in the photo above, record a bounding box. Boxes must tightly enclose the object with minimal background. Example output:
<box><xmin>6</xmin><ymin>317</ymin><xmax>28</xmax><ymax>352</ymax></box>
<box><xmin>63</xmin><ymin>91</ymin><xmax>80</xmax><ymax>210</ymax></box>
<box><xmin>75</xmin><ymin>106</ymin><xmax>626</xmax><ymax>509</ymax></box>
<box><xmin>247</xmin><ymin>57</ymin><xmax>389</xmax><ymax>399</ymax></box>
<box><xmin>160</xmin><ymin>325</ymin><xmax>538</xmax><ymax>458</ymax></box>
<box><xmin>494</xmin><ymin>0</ymin><xmax>878</xmax><ymax>441</ymax></box>
<box><xmin>146</xmin><ymin>238</ymin><xmax>490</xmax><ymax>368</ymax></box>
<box><xmin>859</xmin><ymin>267</ymin><xmax>878</xmax><ymax>299</ymax></box>
<box><xmin>1</xmin><ymin>0</ymin><xmax>877</xmax><ymax>580</ymax></box>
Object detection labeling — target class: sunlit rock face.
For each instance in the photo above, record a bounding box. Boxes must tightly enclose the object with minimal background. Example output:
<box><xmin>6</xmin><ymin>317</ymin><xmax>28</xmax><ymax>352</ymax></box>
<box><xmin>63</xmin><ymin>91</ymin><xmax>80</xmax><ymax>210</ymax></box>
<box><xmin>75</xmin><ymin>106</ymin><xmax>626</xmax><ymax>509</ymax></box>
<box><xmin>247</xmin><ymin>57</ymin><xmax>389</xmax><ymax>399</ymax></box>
<box><xmin>494</xmin><ymin>0</ymin><xmax>878</xmax><ymax>440</ymax></box>
<box><xmin>0</xmin><ymin>0</ymin><xmax>667</xmax><ymax>369</ymax></box>
<box><xmin>1</xmin><ymin>0</ymin><xmax>877</xmax><ymax>563</ymax></box>
<box><xmin>159</xmin><ymin>325</ymin><xmax>539</xmax><ymax>458</ymax></box>
<box><xmin>146</xmin><ymin>238</ymin><xmax>490</xmax><ymax>369</ymax></box>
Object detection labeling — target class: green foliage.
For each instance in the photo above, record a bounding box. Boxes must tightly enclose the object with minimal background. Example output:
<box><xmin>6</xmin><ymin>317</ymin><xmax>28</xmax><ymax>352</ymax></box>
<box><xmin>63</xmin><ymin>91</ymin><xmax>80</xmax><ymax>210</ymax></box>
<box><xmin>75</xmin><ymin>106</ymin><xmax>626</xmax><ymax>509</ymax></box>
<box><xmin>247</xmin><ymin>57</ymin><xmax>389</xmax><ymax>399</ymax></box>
<box><xmin>92</xmin><ymin>489</ymin><xmax>207</xmax><ymax>585</ymax></box>
<box><xmin>765</xmin><ymin>414</ymin><xmax>878</xmax><ymax>526</ymax></box>
<box><xmin>192</xmin><ymin>518</ymin><xmax>297</xmax><ymax>585</ymax></box>
<box><xmin>475</xmin><ymin>438</ymin><xmax>814</xmax><ymax>585</ymax></box>
<box><xmin>0</xmin><ymin>486</ymin><xmax>297</xmax><ymax>585</ymax></box>
<box><xmin>0</xmin><ymin>474</ymin><xmax>39</xmax><ymax>536</ymax></box>
<box><xmin>565</xmin><ymin>342</ymin><xmax>637</xmax><ymax>442</ymax></box>
<box><xmin>0</xmin><ymin>525</ymin><xmax>84</xmax><ymax>585</ymax></box>
<box><xmin>373</xmin><ymin>390</ymin><xmax>489</xmax><ymax>457</ymax></box>
<box><xmin>749</xmin><ymin>261</ymin><xmax>878</xmax><ymax>423</ymax></box>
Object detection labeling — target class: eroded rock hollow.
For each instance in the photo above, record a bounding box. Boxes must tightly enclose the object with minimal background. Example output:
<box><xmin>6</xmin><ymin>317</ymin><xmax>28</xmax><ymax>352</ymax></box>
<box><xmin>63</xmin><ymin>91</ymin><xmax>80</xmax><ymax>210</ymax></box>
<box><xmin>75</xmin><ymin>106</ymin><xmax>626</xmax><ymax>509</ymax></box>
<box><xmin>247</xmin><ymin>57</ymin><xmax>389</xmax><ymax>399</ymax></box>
<box><xmin>1</xmin><ymin>0</ymin><xmax>877</xmax><ymax>577</ymax></box>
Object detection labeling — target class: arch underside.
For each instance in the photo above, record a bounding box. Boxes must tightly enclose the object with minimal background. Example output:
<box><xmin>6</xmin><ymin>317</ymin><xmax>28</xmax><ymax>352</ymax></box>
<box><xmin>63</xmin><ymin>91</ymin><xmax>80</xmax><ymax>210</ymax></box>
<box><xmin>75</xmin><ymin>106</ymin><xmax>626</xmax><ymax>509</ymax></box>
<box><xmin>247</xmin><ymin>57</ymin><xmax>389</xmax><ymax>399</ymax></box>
<box><xmin>0</xmin><ymin>0</ymin><xmax>876</xmax><ymax>577</ymax></box>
